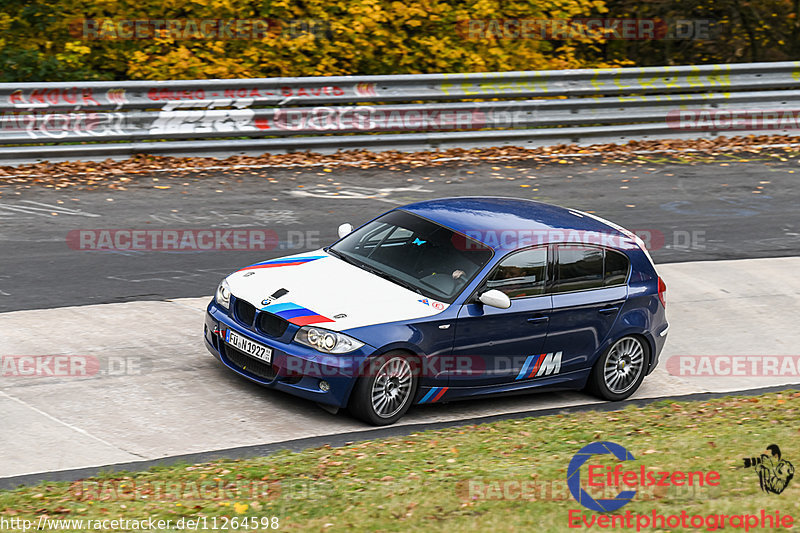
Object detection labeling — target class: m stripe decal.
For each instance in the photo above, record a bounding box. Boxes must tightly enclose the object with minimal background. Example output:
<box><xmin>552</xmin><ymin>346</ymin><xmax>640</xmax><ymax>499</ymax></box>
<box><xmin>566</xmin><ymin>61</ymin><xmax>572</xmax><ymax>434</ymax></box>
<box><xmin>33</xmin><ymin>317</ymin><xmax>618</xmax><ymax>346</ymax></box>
<box><xmin>263</xmin><ymin>302</ymin><xmax>302</xmax><ymax>313</ymax></box>
<box><xmin>289</xmin><ymin>314</ymin><xmax>334</xmax><ymax>326</ymax></box>
<box><xmin>431</xmin><ymin>387</ymin><xmax>448</xmax><ymax>402</ymax></box>
<box><xmin>238</xmin><ymin>256</ymin><xmax>326</xmax><ymax>272</ymax></box>
<box><xmin>273</xmin><ymin>308</ymin><xmax>315</xmax><ymax>320</ymax></box>
<box><xmin>260</xmin><ymin>301</ymin><xmax>334</xmax><ymax>325</ymax></box>
<box><xmin>516</xmin><ymin>354</ymin><xmax>547</xmax><ymax>380</ymax></box>
<box><xmin>419</xmin><ymin>387</ymin><xmax>449</xmax><ymax>403</ymax></box>
<box><xmin>516</xmin><ymin>355</ymin><xmax>536</xmax><ymax>380</ymax></box>
<box><xmin>527</xmin><ymin>354</ymin><xmax>546</xmax><ymax>379</ymax></box>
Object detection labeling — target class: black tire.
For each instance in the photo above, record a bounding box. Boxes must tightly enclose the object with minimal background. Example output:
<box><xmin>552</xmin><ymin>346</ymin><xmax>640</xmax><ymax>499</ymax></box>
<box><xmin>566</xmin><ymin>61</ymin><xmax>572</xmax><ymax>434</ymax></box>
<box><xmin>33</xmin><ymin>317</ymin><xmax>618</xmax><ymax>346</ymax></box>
<box><xmin>349</xmin><ymin>351</ymin><xmax>418</xmax><ymax>426</ymax></box>
<box><xmin>586</xmin><ymin>335</ymin><xmax>650</xmax><ymax>401</ymax></box>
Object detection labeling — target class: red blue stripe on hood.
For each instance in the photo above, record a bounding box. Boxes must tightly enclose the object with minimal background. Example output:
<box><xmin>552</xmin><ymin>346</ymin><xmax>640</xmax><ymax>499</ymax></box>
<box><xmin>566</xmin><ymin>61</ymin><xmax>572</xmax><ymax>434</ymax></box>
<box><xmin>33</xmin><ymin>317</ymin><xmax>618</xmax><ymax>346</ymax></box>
<box><xmin>238</xmin><ymin>255</ymin><xmax>326</xmax><ymax>272</ymax></box>
<box><xmin>261</xmin><ymin>301</ymin><xmax>334</xmax><ymax>326</ymax></box>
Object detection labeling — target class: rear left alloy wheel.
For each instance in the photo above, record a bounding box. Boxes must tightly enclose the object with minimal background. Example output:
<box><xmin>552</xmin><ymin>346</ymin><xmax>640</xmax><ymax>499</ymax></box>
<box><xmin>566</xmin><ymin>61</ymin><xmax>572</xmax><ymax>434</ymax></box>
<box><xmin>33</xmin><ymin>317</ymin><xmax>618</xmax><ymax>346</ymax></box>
<box><xmin>349</xmin><ymin>352</ymin><xmax>417</xmax><ymax>425</ymax></box>
<box><xmin>586</xmin><ymin>336</ymin><xmax>650</xmax><ymax>401</ymax></box>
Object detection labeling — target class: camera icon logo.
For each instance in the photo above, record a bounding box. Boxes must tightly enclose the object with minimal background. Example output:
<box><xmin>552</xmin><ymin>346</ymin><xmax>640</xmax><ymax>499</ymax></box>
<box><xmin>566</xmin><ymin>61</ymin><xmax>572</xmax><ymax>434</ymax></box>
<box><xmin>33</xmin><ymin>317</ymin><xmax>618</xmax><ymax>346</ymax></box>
<box><xmin>743</xmin><ymin>444</ymin><xmax>794</xmax><ymax>495</ymax></box>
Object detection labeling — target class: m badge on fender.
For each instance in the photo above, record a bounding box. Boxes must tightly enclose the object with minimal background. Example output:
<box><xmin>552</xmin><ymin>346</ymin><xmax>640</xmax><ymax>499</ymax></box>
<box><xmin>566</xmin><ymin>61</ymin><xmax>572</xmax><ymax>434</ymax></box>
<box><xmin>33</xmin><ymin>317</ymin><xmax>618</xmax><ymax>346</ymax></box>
<box><xmin>516</xmin><ymin>352</ymin><xmax>562</xmax><ymax>380</ymax></box>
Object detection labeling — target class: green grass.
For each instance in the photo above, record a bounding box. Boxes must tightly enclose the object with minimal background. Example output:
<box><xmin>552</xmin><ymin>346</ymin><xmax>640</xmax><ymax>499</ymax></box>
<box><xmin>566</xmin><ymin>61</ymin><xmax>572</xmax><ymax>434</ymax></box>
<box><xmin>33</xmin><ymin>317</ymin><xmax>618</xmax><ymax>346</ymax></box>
<box><xmin>2</xmin><ymin>392</ymin><xmax>799</xmax><ymax>532</ymax></box>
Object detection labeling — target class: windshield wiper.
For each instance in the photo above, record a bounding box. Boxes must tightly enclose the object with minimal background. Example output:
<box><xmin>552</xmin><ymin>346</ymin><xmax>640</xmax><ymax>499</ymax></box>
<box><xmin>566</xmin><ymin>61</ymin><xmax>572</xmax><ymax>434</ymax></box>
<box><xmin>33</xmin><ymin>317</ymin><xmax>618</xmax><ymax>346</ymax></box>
<box><xmin>326</xmin><ymin>247</ymin><xmax>362</xmax><ymax>268</ymax></box>
<box><xmin>366</xmin><ymin>267</ymin><xmax>426</xmax><ymax>296</ymax></box>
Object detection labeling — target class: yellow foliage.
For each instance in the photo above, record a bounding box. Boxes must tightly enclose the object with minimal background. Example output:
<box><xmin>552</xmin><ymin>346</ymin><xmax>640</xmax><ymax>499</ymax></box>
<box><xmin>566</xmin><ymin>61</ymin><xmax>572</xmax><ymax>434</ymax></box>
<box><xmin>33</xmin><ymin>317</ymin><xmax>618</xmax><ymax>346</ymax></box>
<box><xmin>3</xmin><ymin>0</ymin><xmax>625</xmax><ymax>81</ymax></box>
<box><xmin>64</xmin><ymin>42</ymin><xmax>92</xmax><ymax>55</ymax></box>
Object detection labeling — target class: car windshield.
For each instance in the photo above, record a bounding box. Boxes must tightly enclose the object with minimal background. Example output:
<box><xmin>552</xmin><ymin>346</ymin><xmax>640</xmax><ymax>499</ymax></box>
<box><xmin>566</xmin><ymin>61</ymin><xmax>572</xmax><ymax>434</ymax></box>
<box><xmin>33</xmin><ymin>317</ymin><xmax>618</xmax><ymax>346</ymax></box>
<box><xmin>328</xmin><ymin>210</ymin><xmax>493</xmax><ymax>303</ymax></box>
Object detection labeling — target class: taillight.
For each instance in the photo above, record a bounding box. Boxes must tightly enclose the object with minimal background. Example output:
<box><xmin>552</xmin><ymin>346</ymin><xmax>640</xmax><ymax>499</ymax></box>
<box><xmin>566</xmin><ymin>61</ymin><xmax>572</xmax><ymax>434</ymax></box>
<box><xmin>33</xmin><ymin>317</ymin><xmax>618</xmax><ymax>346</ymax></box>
<box><xmin>657</xmin><ymin>277</ymin><xmax>667</xmax><ymax>308</ymax></box>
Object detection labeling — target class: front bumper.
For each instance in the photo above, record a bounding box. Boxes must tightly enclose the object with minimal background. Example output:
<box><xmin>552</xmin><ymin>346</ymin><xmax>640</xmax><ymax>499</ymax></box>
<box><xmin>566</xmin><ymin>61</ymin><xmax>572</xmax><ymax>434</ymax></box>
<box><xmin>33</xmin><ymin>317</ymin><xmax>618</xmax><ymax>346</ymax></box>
<box><xmin>205</xmin><ymin>300</ymin><xmax>375</xmax><ymax>408</ymax></box>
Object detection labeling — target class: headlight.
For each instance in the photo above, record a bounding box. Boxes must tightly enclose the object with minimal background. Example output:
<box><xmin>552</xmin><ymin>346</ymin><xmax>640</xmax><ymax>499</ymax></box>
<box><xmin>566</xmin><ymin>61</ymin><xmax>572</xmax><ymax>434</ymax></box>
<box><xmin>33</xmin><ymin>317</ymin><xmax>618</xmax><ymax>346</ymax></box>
<box><xmin>215</xmin><ymin>279</ymin><xmax>232</xmax><ymax>310</ymax></box>
<box><xmin>294</xmin><ymin>326</ymin><xmax>364</xmax><ymax>354</ymax></box>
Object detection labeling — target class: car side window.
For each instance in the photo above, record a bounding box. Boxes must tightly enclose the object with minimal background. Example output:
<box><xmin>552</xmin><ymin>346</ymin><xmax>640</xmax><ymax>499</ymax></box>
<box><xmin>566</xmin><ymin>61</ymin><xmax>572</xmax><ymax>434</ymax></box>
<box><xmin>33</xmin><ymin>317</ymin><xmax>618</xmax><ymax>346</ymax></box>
<box><xmin>554</xmin><ymin>245</ymin><xmax>604</xmax><ymax>293</ymax></box>
<box><xmin>604</xmin><ymin>249</ymin><xmax>630</xmax><ymax>286</ymax></box>
<box><xmin>554</xmin><ymin>245</ymin><xmax>630</xmax><ymax>292</ymax></box>
<box><xmin>485</xmin><ymin>247</ymin><xmax>547</xmax><ymax>299</ymax></box>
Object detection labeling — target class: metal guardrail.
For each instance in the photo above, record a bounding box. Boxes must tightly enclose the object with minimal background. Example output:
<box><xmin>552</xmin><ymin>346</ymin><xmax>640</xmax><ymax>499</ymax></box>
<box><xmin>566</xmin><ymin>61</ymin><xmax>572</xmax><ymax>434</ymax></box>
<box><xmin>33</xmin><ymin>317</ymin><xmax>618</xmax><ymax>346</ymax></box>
<box><xmin>1</xmin><ymin>61</ymin><xmax>800</xmax><ymax>164</ymax></box>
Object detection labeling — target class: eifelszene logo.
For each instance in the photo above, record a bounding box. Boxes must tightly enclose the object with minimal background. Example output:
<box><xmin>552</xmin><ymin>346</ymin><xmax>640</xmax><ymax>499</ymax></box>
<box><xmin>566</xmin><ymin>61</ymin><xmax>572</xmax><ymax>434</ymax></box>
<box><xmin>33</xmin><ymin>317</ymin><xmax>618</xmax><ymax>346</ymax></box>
<box><xmin>743</xmin><ymin>444</ymin><xmax>794</xmax><ymax>494</ymax></box>
<box><xmin>567</xmin><ymin>442</ymin><xmax>720</xmax><ymax>513</ymax></box>
<box><xmin>568</xmin><ymin>442</ymin><xmax>636</xmax><ymax>512</ymax></box>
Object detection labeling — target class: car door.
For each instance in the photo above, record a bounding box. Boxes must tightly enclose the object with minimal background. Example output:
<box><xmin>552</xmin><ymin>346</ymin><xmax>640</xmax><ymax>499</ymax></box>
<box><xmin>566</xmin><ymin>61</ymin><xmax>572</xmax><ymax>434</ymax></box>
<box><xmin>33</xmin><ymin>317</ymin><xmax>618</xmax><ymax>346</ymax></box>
<box><xmin>540</xmin><ymin>245</ymin><xmax>629</xmax><ymax>376</ymax></box>
<box><xmin>449</xmin><ymin>246</ymin><xmax>553</xmax><ymax>386</ymax></box>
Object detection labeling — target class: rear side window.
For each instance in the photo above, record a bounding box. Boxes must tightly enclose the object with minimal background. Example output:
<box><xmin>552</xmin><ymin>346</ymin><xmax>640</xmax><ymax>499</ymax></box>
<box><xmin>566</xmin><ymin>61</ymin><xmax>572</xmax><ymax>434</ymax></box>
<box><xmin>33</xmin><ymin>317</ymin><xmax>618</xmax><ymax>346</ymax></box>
<box><xmin>604</xmin><ymin>249</ymin><xmax>630</xmax><ymax>286</ymax></box>
<box><xmin>555</xmin><ymin>246</ymin><xmax>603</xmax><ymax>292</ymax></box>
<box><xmin>486</xmin><ymin>247</ymin><xmax>547</xmax><ymax>299</ymax></box>
<box><xmin>554</xmin><ymin>246</ymin><xmax>630</xmax><ymax>293</ymax></box>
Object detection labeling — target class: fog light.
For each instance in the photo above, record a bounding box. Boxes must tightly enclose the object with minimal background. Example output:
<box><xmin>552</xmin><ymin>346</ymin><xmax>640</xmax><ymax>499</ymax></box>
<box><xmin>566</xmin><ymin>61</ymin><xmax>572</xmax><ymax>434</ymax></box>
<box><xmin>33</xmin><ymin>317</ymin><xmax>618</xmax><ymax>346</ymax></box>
<box><xmin>319</xmin><ymin>380</ymin><xmax>330</xmax><ymax>392</ymax></box>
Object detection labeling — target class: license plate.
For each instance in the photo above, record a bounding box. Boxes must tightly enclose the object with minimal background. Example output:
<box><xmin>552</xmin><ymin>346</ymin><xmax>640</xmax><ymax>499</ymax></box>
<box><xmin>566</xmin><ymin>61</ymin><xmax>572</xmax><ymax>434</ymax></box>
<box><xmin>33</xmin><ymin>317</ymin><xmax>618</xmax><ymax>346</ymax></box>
<box><xmin>227</xmin><ymin>330</ymin><xmax>272</xmax><ymax>364</ymax></box>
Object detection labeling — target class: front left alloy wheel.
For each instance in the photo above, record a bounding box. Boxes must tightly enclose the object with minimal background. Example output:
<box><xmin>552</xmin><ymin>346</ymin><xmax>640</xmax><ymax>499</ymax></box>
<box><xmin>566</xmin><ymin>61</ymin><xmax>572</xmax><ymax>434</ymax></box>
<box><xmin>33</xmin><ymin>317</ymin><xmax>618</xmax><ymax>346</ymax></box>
<box><xmin>349</xmin><ymin>352</ymin><xmax>417</xmax><ymax>425</ymax></box>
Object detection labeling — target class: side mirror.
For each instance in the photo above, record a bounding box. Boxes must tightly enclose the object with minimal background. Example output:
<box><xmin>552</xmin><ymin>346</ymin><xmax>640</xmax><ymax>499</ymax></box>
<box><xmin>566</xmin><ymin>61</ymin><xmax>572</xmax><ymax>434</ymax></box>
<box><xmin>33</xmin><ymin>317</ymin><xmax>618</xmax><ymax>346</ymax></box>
<box><xmin>478</xmin><ymin>289</ymin><xmax>511</xmax><ymax>309</ymax></box>
<box><xmin>337</xmin><ymin>223</ymin><xmax>353</xmax><ymax>239</ymax></box>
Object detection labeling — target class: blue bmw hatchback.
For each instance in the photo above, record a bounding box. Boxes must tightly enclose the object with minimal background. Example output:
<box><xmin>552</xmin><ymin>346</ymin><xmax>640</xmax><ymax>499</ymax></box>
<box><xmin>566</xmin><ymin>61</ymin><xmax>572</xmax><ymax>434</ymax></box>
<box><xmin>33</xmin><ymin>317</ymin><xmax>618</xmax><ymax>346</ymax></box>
<box><xmin>205</xmin><ymin>197</ymin><xmax>668</xmax><ymax>425</ymax></box>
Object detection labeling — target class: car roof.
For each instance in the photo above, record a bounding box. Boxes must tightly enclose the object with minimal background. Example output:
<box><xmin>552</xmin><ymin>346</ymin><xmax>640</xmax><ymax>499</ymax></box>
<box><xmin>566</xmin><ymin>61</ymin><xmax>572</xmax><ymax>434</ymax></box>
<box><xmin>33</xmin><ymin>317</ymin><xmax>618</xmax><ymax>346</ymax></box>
<box><xmin>399</xmin><ymin>196</ymin><xmax>629</xmax><ymax>251</ymax></box>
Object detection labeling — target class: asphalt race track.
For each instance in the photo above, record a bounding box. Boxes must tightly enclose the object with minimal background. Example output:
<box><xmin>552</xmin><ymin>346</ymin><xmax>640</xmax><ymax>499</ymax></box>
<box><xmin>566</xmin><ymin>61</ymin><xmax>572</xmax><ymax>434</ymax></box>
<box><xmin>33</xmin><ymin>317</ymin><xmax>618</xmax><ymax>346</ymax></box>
<box><xmin>2</xmin><ymin>153</ymin><xmax>799</xmax><ymax>483</ymax></box>
<box><xmin>1</xmin><ymin>155</ymin><xmax>799</xmax><ymax>313</ymax></box>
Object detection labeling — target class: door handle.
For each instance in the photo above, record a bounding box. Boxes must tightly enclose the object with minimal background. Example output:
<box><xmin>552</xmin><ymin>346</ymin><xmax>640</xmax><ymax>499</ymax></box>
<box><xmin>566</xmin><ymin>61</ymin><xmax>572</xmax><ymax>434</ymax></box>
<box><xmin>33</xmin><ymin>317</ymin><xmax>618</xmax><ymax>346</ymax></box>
<box><xmin>527</xmin><ymin>316</ymin><xmax>549</xmax><ymax>324</ymax></box>
<box><xmin>599</xmin><ymin>306</ymin><xmax>620</xmax><ymax>315</ymax></box>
